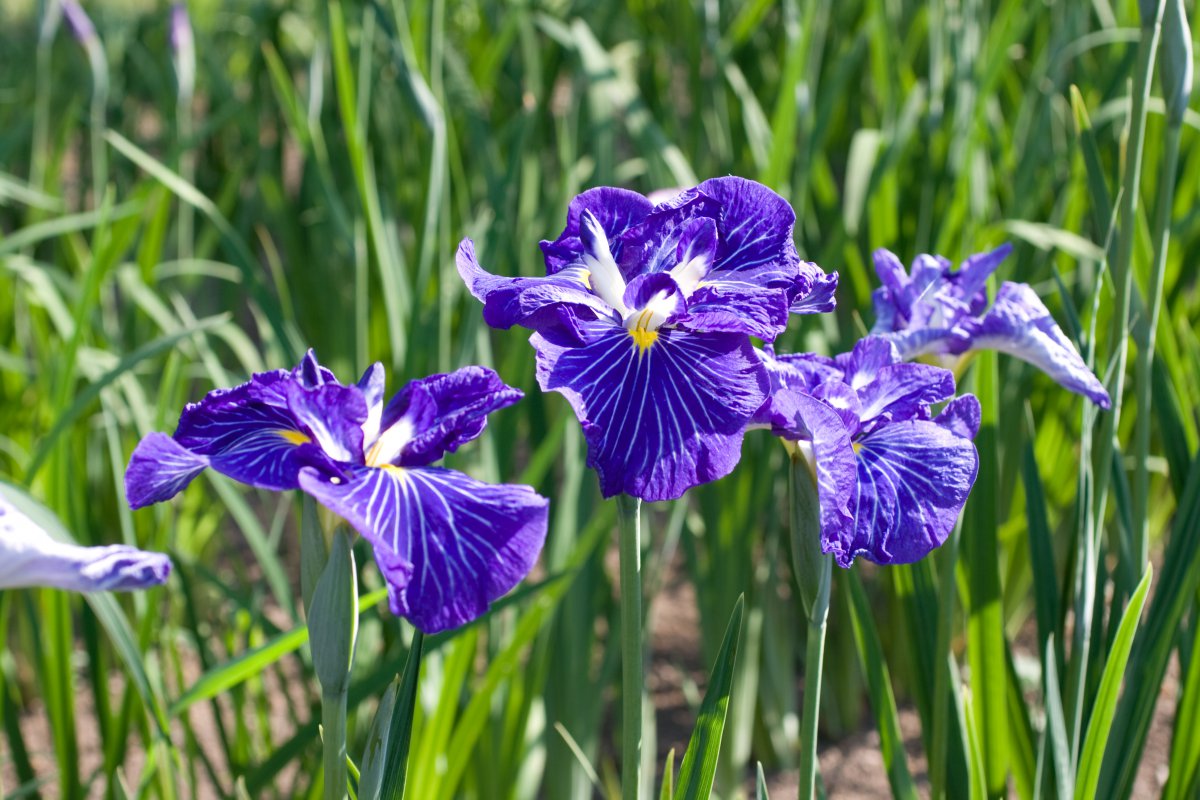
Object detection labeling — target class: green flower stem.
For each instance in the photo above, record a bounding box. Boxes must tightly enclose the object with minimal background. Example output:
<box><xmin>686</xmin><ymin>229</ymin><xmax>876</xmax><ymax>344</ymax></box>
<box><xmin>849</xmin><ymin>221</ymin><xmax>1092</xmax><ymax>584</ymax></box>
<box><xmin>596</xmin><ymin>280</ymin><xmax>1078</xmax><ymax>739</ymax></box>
<box><xmin>617</xmin><ymin>493</ymin><xmax>644</xmax><ymax>800</ymax></box>
<box><xmin>789</xmin><ymin>452</ymin><xmax>832</xmax><ymax>800</ymax></box>
<box><xmin>322</xmin><ymin>689</ymin><xmax>349</xmax><ymax>800</ymax></box>
<box><xmin>799</xmin><ymin>555</ymin><xmax>832</xmax><ymax>800</ymax></box>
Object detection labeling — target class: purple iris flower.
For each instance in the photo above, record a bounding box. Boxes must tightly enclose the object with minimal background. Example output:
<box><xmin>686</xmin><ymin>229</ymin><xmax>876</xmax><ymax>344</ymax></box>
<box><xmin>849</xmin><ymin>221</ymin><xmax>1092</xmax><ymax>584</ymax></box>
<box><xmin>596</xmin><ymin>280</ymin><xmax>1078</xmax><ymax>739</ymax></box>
<box><xmin>870</xmin><ymin>245</ymin><xmax>1110</xmax><ymax>408</ymax></box>
<box><xmin>755</xmin><ymin>337</ymin><xmax>980</xmax><ymax>567</ymax></box>
<box><xmin>125</xmin><ymin>352</ymin><xmax>549</xmax><ymax>634</ymax></box>
<box><xmin>0</xmin><ymin>496</ymin><xmax>170</xmax><ymax>592</ymax></box>
<box><xmin>458</xmin><ymin>177</ymin><xmax>838</xmax><ymax>502</ymax></box>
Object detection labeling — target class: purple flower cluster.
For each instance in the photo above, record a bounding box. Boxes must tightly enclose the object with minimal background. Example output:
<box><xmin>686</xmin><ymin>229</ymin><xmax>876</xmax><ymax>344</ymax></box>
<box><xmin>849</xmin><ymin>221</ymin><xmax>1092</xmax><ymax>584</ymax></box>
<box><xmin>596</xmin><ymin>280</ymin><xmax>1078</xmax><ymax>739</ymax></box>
<box><xmin>870</xmin><ymin>245</ymin><xmax>1110</xmax><ymax>408</ymax></box>
<box><xmin>126</xmin><ymin>353</ymin><xmax>548</xmax><ymax>633</ymax></box>
<box><xmin>754</xmin><ymin>338</ymin><xmax>980</xmax><ymax>567</ymax></box>
<box><xmin>459</xmin><ymin>177</ymin><xmax>838</xmax><ymax>502</ymax></box>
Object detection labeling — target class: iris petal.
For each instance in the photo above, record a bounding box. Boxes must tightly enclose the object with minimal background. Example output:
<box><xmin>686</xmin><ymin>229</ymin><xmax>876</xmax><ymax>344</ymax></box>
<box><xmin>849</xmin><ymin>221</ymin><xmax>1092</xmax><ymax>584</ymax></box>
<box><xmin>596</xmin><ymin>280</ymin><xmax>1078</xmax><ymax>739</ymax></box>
<box><xmin>846</xmin><ymin>418</ymin><xmax>979</xmax><ymax>567</ymax></box>
<box><xmin>299</xmin><ymin>465</ymin><xmax>548</xmax><ymax>633</ymax></box>
<box><xmin>533</xmin><ymin>321</ymin><xmax>768</xmax><ymax>501</ymax></box>
<box><xmin>539</xmin><ymin>187</ymin><xmax>654</xmax><ymax>274</ymax></box>
<box><xmin>0</xmin><ymin>498</ymin><xmax>170</xmax><ymax>591</ymax></box>
<box><xmin>125</xmin><ymin>432</ymin><xmax>211</xmax><ymax>508</ymax></box>
<box><xmin>457</xmin><ymin>239</ymin><xmax>612</xmax><ymax>343</ymax></box>
<box><xmin>960</xmin><ymin>282</ymin><xmax>1111</xmax><ymax>408</ymax></box>
<box><xmin>377</xmin><ymin>367</ymin><xmax>524</xmax><ymax>467</ymax></box>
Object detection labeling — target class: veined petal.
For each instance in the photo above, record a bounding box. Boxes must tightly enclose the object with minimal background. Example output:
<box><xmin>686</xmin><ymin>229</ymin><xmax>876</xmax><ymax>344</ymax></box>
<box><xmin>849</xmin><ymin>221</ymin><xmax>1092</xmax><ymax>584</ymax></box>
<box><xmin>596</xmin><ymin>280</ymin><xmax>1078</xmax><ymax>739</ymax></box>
<box><xmin>299</xmin><ymin>466</ymin><xmax>548</xmax><ymax>634</ymax></box>
<box><xmin>284</xmin><ymin>381</ymin><xmax>368</xmax><ymax>464</ymax></box>
<box><xmin>789</xmin><ymin>268</ymin><xmax>839</xmax><ymax>314</ymax></box>
<box><xmin>0</xmin><ymin>498</ymin><xmax>170</xmax><ymax>591</ymax></box>
<box><xmin>855</xmin><ymin>362</ymin><xmax>956</xmax><ymax>428</ymax></box>
<box><xmin>615</xmin><ymin>191</ymin><xmax>723</xmax><ymax>278</ymax></box>
<box><xmin>457</xmin><ymin>238</ymin><xmax>613</xmax><ymax>341</ymax></box>
<box><xmin>695</xmin><ymin>176</ymin><xmax>799</xmax><ymax>281</ymax></box>
<box><xmin>678</xmin><ymin>280</ymin><xmax>792</xmax><ymax>340</ymax></box>
<box><xmin>533</xmin><ymin>321</ymin><xmax>768</xmax><ymax>501</ymax></box>
<box><xmin>374</xmin><ymin>366</ymin><xmax>524</xmax><ymax>467</ymax></box>
<box><xmin>125</xmin><ymin>432</ymin><xmax>211</xmax><ymax>509</ymax></box>
<box><xmin>845</xmin><ymin>418</ymin><xmax>979</xmax><ymax>567</ymax></box>
<box><xmin>539</xmin><ymin>187</ymin><xmax>654</xmax><ymax>274</ymax></box>
<box><xmin>174</xmin><ymin>391</ymin><xmax>336</xmax><ymax>490</ymax></box>
<box><xmin>959</xmin><ymin>281</ymin><xmax>1111</xmax><ymax>408</ymax></box>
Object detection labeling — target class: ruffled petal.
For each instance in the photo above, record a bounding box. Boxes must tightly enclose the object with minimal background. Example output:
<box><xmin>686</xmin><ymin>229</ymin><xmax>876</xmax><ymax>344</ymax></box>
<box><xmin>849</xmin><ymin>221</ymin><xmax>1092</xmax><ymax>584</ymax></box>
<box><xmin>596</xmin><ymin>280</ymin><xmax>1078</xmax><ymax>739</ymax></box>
<box><xmin>457</xmin><ymin>239</ymin><xmax>612</xmax><ymax>343</ymax></box>
<box><xmin>958</xmin><ymin>282</ymin><xmax>1111</xmax><ymax>408</ymax></box>
<box><xmin>678</xmin><ymin>281</ymin><xmax>792</xmax><ymax>339</ymax></box>
<box><xmin>844</xmin><ymin>418</ymin><xmax>979</xmax><ymax>566</ymax></box>
<box><xmin>299</xmin><ymin>466</ymin><xmax>548</xmax><ymax>633</ymax></box>
<box><xmin>615</xmin><ymin>191</ymin><xmax>723</xmax><ymax>278</ymax></box>
<box><xmin>539</xmin><ymin>187</ymin><xmax>654</xmax><ymax>274</ymax></box>
<box><xmin>125</xmin><ymin>432</ymin><xmax>211</xmax><ymax>509</ymax></box>
<box><xmin>534</xmin><ymin>321</ymin><xmax>768</xmax><ymax>501</ymax></box>
<box><xmin>0</xmin><ymin>498</ymin><xmax>171</xmax><ymax>591</ymax></box>
<box><xmin>855</xmin><ymin>362</ymin><xmax>956</xmax><ymax>428</ymax></box>
<box><xmin>375</xmin><ymin>366</ymin><xmax>524</xmax><ymax>467</ymax></box>
<box><xmin>789</xmin><ymin>268</ymin><xmax>839</xmax><ymax>314</ymax></box>
<box><xmin>695</xmin><ymin>176</ymin><xmax>800</xmax><ymax>281</ymax></box>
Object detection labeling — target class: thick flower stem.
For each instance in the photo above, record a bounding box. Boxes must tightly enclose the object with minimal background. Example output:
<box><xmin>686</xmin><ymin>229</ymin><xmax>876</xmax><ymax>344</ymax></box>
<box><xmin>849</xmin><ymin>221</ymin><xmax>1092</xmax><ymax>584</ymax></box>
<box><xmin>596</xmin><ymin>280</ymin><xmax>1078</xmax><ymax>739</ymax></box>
<box><xmin>617</xmin><ymin>493</ymin><xmax>644</xmax><ymax>800</ymax></box>
<box><xmin>322</xmin><ymin>689</ymin><xmax>349</xmax><ymax>800</ymax></box>
<box><xmin>789</xmin><ymin>453</ymin><xmax>832</xmax><ymax>800</ymax></box>
<box><xmin>799</xmin><ymin>554</ymin><xmax>832</xmax><ymax>800</ymax></box>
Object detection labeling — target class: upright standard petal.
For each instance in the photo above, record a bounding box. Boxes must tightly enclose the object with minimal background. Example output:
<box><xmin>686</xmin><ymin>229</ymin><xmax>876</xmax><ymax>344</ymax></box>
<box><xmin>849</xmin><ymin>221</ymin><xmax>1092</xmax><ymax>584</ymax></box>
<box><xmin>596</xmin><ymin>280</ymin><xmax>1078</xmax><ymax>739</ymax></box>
<box><xmin>847</xmin><ymin>419</ymin><xmax>979</xmax><ymax>566</ymax></box>
<box><xmin>373</xmin><ymin>367</ymin><xmax>524</xmax><ymax>467</ymax></box>
<box><xmin>533</xmin><ymin>321</ymin><xmax>768</xmax><ymax>501</ymax></box>
<box><xmin>539</xmin><ymin>187</ymin><xmax>655</xmax><ymax>274</ymax></box>
<box><xmin>0</xmin><ymin>498</ymin><xmax>170</xmax><ymax>591</ymax></box>
<box><xmin>960</xmin><ymin>282</ymin><xmax>1111</xmax><ymax>408</ymax></box>
<box><xmin>299</xmin><ymin>466</ymin><xmax>548</xmax><ymax>633</ymax></box>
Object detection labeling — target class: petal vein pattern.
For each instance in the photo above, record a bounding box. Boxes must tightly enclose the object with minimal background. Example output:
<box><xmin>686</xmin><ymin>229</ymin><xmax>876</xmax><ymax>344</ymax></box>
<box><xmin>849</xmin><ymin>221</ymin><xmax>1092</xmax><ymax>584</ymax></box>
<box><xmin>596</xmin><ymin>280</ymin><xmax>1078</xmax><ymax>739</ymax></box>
<box><xmin>534</xmin><ymin>321</ymin><xmax>767</xmax><ymax>501</ymax></box>
<box><xmin>299</xmin><ymin>465</ymin><xmax>548</xmax><ymax>633</ymax></box>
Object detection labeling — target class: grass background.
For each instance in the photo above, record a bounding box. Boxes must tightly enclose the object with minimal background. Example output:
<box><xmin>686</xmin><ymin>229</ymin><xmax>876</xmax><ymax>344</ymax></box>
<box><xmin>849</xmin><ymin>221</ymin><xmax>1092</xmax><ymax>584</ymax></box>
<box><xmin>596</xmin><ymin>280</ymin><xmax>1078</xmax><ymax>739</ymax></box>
<box><xmin>0</xmin><ymin>0</ymin><xmax>1197</xmax><ymax>797</ymax></box>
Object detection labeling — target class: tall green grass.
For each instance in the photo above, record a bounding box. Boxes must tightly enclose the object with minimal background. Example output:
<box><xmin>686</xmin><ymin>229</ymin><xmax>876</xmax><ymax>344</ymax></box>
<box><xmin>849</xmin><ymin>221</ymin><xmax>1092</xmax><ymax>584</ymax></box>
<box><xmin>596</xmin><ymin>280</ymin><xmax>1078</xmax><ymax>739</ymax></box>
<box><xmin>0</xmin><ymin>0</ymin><xmax>1196</xmax><ymax>798</ymax></box>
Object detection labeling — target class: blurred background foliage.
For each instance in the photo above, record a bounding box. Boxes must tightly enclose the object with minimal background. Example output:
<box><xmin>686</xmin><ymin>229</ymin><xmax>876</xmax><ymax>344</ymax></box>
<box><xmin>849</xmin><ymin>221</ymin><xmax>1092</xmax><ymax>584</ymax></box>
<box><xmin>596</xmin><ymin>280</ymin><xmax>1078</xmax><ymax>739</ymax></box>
<box><xmin>0</xmin><ymin>0</ymin><xmax>1196</xmax><ymax>797</ymax></box>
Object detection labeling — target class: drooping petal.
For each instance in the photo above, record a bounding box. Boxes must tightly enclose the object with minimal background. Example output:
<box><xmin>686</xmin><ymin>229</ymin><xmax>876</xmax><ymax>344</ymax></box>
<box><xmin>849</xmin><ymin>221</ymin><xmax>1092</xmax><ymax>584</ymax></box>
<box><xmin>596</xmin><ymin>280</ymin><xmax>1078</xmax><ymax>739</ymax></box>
<box><xmin>299</xmin><ymin>465</ymin><xmax>548</xmax><ymax>634</ymax></box>
<box><xmin>935</xmin><ymin>394</ymin><xmax>982</xmax><ymax>439</ymax></box>
<box><xmin>456</xmin><ymin>239</ymin><xmax>612</xmax><ymax>343</ymax></box>
<box><xmin>957</xmin><ymin>282</ymin><xmax>1111</xmax><ymax>408</ymax></box>
<box><xmin>0</xmin><ymin>498</ymin><xmax>170</xmax><ymax>591</ymax></box>
<box><xmin>533</xmin><ymin>321</ymin><xmax>768</xmax><ymax>501</ymax></box>
<box><xmin>844</xmin><ymin>418</ymin><xmax>979</xmax><ymax>567</ymax></box>
<box><xmin>539</xmin><ymin>187</ymin><xmax>654</xmax><ymax>274</ymax></box>
<box><xmin>374</xmin><ymin>367</ymin><xmax>524</xmax><ymax>468</ymax></box>
<box><xmin>125</xmin><ymin>432</ymin><xmax>211</xmax><ymax>509</ymax></box>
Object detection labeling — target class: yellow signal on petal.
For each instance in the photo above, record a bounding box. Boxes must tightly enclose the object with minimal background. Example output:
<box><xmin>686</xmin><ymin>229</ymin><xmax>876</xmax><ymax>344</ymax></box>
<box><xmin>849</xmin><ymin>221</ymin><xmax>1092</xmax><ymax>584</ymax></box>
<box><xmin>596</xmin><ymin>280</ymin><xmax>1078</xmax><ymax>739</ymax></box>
<box><xmin>277</xmin><ymin>429</ymin><xmax>312</xmax><ymax>446</ymax></box>
<box><xmin>629</xmin><ymin>327</ymin><xmax>658</xmax><ymax>353</ymax></box>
